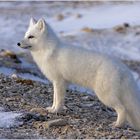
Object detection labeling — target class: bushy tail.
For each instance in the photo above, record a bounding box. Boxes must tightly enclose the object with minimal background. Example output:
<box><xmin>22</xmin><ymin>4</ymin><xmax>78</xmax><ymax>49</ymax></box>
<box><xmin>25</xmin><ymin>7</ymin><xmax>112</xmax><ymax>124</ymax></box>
<box><xmin>123</xmin><ymin>82</ymin><xmax>140</xmax><ymax>130</ymax></box>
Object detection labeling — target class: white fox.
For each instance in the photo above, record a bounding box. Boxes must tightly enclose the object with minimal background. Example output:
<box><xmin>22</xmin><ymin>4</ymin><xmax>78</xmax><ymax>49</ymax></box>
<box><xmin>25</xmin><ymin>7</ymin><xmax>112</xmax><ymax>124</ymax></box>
<box><xmin>17</xmin><ymin>18</ymin><xmax>140</xmax><ymax>130</ymax></box>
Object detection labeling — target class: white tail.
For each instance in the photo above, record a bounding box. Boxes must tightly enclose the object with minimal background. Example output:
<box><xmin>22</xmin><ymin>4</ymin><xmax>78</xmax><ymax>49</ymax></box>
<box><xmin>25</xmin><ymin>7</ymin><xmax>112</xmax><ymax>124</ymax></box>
<box><xmin>123</xmin><ymin>78</ymin><xmax>140</xmax><ymax>130</ymax></box>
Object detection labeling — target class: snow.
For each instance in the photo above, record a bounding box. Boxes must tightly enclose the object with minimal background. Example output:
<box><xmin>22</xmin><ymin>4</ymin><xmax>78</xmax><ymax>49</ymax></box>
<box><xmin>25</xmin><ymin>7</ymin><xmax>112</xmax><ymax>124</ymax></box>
<box><xmin>19</xmin><ymin>73</ymin><xmax>48</xmax><ymax>83</ymax></box>
<box><xmin>0</xmin><ymin>110</ymin><xmax>22</xmax><ymax>128</ymax></box>
<box><xmin>69</xmin><ymin>84</ymin><xmax>93</xmax><ymax>95</ymax></box>
<box><xmin>113</xmin><ymin>46</ymin><xmax>140</xmax><ymax>61</ymax></box>
<box><xmin>0</xmin><ymin>66</ymin><xmax>48</xmax><ymax>84</ymax></box>
<box><xmin>0</xmin><ymin>2</ymin><xmax>140</xmax><ymax>53</ymax></box>
<box><xmin>49</xmin><ymin>3</ymin><xmax>140</xmax><ymax>34</ymax></box>
<box><xmin>0</xmin><ymin>67</ymin><xmax>15</xmax><ymax>76</ymax></box>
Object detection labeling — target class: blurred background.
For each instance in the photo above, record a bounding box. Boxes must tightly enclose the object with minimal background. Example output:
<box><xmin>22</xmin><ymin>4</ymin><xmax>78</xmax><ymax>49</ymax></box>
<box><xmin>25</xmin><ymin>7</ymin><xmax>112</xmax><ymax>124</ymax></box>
<box><xmin>1</xmin><ymin>1</ymin><xmax>140</xmax><ymax>54</ymax></box>
<box><xmin>0</xmin><ymin>1</ymin><xmax>140</xmax><ymax>138</ymax></box>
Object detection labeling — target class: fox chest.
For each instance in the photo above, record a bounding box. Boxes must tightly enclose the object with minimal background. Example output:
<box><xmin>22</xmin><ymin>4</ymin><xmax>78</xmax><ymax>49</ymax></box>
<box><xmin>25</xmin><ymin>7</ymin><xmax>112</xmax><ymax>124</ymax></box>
<box><xmin>32</xmin><ymin>55</ymin><xmax>58</xmax><ymax>81</ymax></box>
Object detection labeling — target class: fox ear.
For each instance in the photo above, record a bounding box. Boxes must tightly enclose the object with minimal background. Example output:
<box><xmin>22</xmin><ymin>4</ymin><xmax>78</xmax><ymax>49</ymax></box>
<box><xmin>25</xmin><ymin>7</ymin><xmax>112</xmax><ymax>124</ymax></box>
<box><xmin>36</xmin><ymin>18</ymin><xmax>46</xmax><ymax>31</ymax></box>
<box><xmin>30</xmin><ymin>17</ymin><xmax>37</xmax><ymax>26</ymax></box>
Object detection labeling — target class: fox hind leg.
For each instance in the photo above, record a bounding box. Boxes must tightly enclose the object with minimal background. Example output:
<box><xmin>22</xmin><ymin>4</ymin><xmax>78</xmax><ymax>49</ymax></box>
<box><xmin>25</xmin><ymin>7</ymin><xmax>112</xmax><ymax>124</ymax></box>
<box><xmin>114</xmin><ymin>106</ymin><xmax>126</xmax><ymax>127</ymax></box>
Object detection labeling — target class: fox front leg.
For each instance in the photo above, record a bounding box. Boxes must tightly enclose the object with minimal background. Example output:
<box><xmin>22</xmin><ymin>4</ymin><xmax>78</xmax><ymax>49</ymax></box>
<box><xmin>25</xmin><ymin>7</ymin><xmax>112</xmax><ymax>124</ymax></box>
<box><xmin>47</xmin><ymin>80</ymin><xmax>67</xmax><ymax>113</ymax></box>
<box><xmin>46</xmin><ymin>88</ymin><xmax>56</xmax><ymax>112</ymax></box>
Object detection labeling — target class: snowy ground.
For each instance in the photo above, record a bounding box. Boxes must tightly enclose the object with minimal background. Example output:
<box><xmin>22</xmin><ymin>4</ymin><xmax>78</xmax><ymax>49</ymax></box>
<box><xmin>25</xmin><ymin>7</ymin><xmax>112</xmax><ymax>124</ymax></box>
<box><xmin>0</xmin><ymin>1</ymin><xmax>140</xmax><ymax>128</ymax></box>
<box><xmin>0</xmin><ymin>2</ymin><xmax>140</xmax><ymax>54</ymax></box>
<box><xmin>0</xmin><ymin>110</ymin><xmax>22</xmax><ymax>128</ymax></box>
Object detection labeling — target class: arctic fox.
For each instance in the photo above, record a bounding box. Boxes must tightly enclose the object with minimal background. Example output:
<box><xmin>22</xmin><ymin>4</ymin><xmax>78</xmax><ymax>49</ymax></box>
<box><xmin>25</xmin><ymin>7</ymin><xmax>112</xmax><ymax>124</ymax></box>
<box><xmin>17</xmin><ymin>18</ymin><xmax>140</xmax><ymax>130</ymax></box>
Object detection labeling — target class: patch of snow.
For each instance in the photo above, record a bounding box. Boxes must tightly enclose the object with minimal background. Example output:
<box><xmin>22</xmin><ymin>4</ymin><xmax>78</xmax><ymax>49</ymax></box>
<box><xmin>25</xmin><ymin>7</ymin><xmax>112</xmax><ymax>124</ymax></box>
<box><xmin>0</xmin><ymin>66</ymin><xmax>48</xmax><ymax>84</ymax></box>
<box><xmin>0</xmin><ymin>67</ymin><xmax>15</xmax><ymax>76</ymax></box>
<box><xmin>113</xmin><ymin>46</ymin><xmax>140</xmax><ymax>61</ymax></box>
<box><xmin>0</xmin><ymin>111</ymin><xmax>22</xmax><ymax>128</ymax></box>
<box><xmin>19</xmin><ymin>73</ymin><xmax>48</xmax><ymax>84</ymax></box>
<box><xmin>132</xmin><ymin>71</ymin><xmax>139</xmax><ymax>81</ymax></box>
<box><xmin>132</xmin><ymin>71</ymin><xmax>140</xmax><ymax>89</ymax></box>
<box><xmin>69</xmin><ymin>84</ymin><xmax>94</xmax><ymax>95</ymax></box>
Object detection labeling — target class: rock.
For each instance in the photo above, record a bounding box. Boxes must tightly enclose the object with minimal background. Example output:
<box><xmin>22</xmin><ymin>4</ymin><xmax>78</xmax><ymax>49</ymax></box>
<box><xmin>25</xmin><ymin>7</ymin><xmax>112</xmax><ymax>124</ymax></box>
<box><xmin>19</xmin><ymin>112</ymin><xmax>47</xmax><ymax>122</ymax></box>
<box><xmin>75</xmin><ymin>13</ymin><xmax>82</xmax><ymax>18</ymax></box>
<box><xmin>114</xmin><ymin>23</ymin><xmax>130</xmax><ymax>33</ymax></box>
<box><xmin>30</xmin><ymin>107</ymin><xmax>48</xmax><ymax>116</ymax></box>
<box><xmin>33</xmin><ymin>119</ymin><xmax>68</xmax><ymax>130</ymax></box>
<box><xmin>80</xmin><ymin>103</ymin><xmax>94</xmax><ymax>108</ymax></box>
<box><xmin>56</xmin><ymin>14</ymin><xmax>64</xmax><ymax>21</ymax></box>
<box><xmin>114</xmin><ymin>26</ymin><xmax>126</xmax><ymax>33</ymax></box>
<box><xmin>15</xmin><ymin>78</ymin><xmax>34</xmax><ymax>85</ymax></box>
<box><xmin>0</xmin><ymin>50</ymin><xmax>21</xmax><ymax>63</ymax></box>
<box><xmin>81</xmin><ymin>27</ymin><xmax>94</xmax><ymax>33</ymax></box>
<box><xmin>81</xmin><ymin>95</ymin><xmax>94</xmax><ymax>101</ymax></box>
<box><xmin>19</xmin><ymin>113</ymin><xmax>34</xmax><ymax>122</ymax></box>
<box><xmin>11</xmin><ymin>74</ymin><xmax>18</xmax><ymax>79</ymax></box>
<box><xmin>135</xmin><ymin>32</ymin><xmax>140</xmax><ymax>36</ymax></box>
<box><xmin>123</xmin><ymin>23</ymin><xmax>130</xmax><ymax>28</ymax></box>
<box><xmin>46</xmin><ymin>119</ymin><xmax>68</xmax><ymax>128</ymax></box>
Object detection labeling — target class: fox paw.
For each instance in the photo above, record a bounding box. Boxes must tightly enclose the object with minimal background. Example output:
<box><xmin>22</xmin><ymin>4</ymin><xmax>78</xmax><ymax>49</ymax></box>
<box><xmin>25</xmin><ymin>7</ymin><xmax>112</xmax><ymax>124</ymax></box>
<box><xmin>46</xmin><ymin>106</ymin><xmax>55</xmax><ymax>113</ymax></box>
<box><xmin>114</xmin><ymin>122</ymin><xmax>124</xmax><ymax>128</ymax></box>
<box><xmin>46</xmin><ymin>106</ymin><xmax>61</xmax><ymax>113</ymax></box>
<box><xmin>109</xmin><ymin>122</ymin><xmax>123</xmax><ymax>129</ymax></box>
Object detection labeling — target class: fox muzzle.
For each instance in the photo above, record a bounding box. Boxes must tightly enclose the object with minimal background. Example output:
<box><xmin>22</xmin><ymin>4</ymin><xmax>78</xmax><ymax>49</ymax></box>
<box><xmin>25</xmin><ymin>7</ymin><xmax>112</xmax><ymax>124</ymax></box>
<box><xmin>17</xmin><ymin>42</ymin><xmax>32</xmax><ymax>49</ymax></box>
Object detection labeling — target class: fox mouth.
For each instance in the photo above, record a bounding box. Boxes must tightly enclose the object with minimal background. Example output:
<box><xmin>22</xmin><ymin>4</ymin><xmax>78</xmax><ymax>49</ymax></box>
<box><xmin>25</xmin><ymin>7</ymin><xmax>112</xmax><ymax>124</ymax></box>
<box><xmin>21</xmin><ymin>46</ymin><xmax>32</xmax><ymax>49</ymax></box>
<box><xmin>17</xmin><ymin>42</ymin><xmax>32</xmax><ymax>49</ymax></box>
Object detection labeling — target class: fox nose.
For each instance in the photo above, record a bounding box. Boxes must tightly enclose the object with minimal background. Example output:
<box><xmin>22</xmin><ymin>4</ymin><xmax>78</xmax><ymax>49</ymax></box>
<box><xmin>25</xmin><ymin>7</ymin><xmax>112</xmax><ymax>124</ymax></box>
<box><xmin>17</xmin><ymin>42</ymin><xmax>21</xmax><ymax>46</ymax></box>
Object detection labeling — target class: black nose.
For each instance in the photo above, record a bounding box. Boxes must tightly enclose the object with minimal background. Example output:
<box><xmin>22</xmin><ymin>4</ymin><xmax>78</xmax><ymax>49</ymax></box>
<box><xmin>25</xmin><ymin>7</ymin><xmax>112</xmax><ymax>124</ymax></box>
<box><xmin>17</xmin><ymin>42</ymin><xmax>21</xmax><ymax>46</ymax></box>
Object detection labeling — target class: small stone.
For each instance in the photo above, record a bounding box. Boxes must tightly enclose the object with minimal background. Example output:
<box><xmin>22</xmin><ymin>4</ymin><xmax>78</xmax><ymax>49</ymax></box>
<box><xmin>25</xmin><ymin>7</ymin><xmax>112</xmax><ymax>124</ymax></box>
<box><xmin>1</xmin><ymin>50</ymin><xmax>21</xmax><ymax>63</ymax></box>
<box><xmin>81</xmin><ymin>95</ymin><xmax>94</xmax><ymax>101</ymax></box>
<box><xmin>76</xmin><ymin>13</ymin><xmax>82</xmax><ymax>18</ymax></box>
<box><xmin>20</xmin><ymin>113</ymin><xmax>35</xmax><ymax>122</ymax></box>
<box><xmin>33</xmin><ymin>119</ymin><xmax>68</xmax><ymax>130</ymax></box>
<box><xmin>114</xmin><ymin>25</ymin><xmax>126</xmax><ymax>33</ymax></box>
<box><xmin>20</xmin><ymin>112</ymin><xmax>47</xmax><ymax>122</ymax></box>
<box><xmin>135</xmin><ymin>32</ymin><xmax>140</xmax><ymax>36</ymax></box>
<box><xmin>56</xmin><ymin>14</ymin><xmax>64</xmax><ymax>21</ymax></box>
<box><xmin>81</xmin><ymin>27</ymin><xmax>94</xmax><ymax>33</ymax></box>
<box><xmin>15</xmin><ymin>79</ymin><xmax>34</xmax><ymax>85</ymax></box>
<box><xmin>46</xmin><ymin>119</ymin><xmax>68</xmax><ymax>128</ymax></box>
<box><xmin>30</xmin><ymin>107</ymin><xmax>48</xmax><ymax>116</ymax></box>
<box><xmin>11</xmin><ymin>74</ymin><xmax>18</xmax><ymax>79</ymax></box>
<box><xmin>80</xmin><ymin>103</ymin><xmax>94</xmax><ymax>108</ymax></box>
<box><xmin>123</xmin><ymin>22</ymin><xmax>130</xmax><ymax>28</ymax></box>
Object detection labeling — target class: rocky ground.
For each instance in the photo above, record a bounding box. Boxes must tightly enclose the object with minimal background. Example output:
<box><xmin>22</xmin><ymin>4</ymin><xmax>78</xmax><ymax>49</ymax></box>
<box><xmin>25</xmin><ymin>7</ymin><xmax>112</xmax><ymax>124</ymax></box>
<box><xmin>0</xmin><ymin>74</ymin><xmax>140</xmax><ymax>139</ymax></box>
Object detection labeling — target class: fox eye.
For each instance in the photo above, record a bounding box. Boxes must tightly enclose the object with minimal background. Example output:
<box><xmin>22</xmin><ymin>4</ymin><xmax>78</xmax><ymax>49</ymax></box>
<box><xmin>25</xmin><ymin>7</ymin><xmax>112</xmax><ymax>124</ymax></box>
<box><xmin>28</xmin><ymin>35</ymin><xmax>35</xmax><ymax>39</ymax></box>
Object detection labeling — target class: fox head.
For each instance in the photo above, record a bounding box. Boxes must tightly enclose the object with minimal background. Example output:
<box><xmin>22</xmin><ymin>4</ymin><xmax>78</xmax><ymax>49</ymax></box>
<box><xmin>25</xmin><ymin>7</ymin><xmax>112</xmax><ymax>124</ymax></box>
<box><xmin>17</xmin><ymin>17</ymin><xmax>54</xmax><ymax>51</ymax></box>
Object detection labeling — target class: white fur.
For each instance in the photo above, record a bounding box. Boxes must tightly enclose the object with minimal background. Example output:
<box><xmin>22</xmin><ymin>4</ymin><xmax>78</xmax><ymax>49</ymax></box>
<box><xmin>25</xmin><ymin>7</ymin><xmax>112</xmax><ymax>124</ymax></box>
<box><xmin>19</xmin><ymin>18</ymin><xmax>140</xmax><ymax>130</ymax></box>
